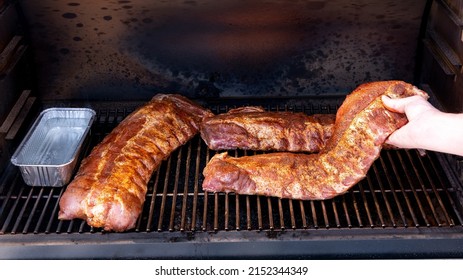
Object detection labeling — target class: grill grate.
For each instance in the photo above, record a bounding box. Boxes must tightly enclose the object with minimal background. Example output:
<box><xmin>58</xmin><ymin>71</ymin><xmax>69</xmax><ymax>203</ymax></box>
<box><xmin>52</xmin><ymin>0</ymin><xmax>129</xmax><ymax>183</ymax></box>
<box><xmin>1</xmin><ymin>101</ymin><xmax>463</xmax><ymax>235</ymax></box>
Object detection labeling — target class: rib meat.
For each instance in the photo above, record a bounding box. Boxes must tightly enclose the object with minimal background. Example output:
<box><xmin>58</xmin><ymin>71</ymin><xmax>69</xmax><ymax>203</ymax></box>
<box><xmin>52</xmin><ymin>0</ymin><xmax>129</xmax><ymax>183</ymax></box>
<box><xmin>58</xmin><ymin>94</ymin><xmax>213</xmax><ymax>232</ymax></box>
<box><xmin>200</xmin><ymin>106</ymin><xmax>335</xmax><ymax>152</ymax></box>
<box><xmin>202</xmin><ymin>81</ymin><xmax>429</xmax><ymax>200</ymax></box>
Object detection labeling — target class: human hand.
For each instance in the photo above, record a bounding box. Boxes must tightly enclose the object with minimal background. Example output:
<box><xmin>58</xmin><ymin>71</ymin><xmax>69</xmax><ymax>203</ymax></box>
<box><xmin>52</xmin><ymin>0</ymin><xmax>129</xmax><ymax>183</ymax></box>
<box><xmin>381</xmin><ymin>95</ymin><xmax>439</xmax><ymax>149</ymax></box>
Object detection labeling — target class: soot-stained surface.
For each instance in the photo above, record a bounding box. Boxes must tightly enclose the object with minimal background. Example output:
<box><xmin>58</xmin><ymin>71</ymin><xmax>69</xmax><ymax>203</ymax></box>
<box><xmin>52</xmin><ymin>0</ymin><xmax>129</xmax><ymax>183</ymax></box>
<box><xmin>18</xmin><ymin>0</ymin><xmax>426</xmax><ymax>100</ymax></box>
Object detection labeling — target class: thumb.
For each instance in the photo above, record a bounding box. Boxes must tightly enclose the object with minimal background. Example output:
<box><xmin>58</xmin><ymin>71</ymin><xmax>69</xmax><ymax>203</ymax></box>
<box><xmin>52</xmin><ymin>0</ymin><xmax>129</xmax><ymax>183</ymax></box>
<box><xmin>381</xmin><ymin>95</ymin><xmax>423</xmax><ymax>114</ymax></box>
<box><xmin>381</xmin><ymin>95</ymin><xmax>405</xmax><ymax>113</ymax></box>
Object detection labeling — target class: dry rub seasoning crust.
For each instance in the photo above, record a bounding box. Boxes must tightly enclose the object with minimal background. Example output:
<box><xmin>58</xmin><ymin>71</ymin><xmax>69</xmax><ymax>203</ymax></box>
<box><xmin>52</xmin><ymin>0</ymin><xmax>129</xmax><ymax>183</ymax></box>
<box><xmin>200</xmin><ymin>106</ymin><xmax>335</xmax><ymax>152</ymax></box>
<box><xmin>58</xmin><ymin>94</ymin><xmax>213</xmax><ymax>232</ymax></box>
<box><xmin>202</xmin><ymin>81</ymin><xmax>429</xmax><ymax>200</ymax></box>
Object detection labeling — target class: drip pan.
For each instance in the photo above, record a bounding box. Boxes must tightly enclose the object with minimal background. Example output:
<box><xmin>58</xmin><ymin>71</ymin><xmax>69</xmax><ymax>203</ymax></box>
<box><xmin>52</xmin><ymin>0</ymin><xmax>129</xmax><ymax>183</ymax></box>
<box><xmin>10</xmin><ymin>108</ymin><xmax>96</xmax><ymax>187</ymax></box>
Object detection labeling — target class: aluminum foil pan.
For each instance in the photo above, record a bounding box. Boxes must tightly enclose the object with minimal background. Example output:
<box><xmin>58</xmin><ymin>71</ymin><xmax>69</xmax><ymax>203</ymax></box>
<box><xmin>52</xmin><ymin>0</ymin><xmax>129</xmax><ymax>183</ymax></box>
<box><xmin>11</xmin><ymin>108</ymin><xmax>96</xmax><ymax>187</ymax></box>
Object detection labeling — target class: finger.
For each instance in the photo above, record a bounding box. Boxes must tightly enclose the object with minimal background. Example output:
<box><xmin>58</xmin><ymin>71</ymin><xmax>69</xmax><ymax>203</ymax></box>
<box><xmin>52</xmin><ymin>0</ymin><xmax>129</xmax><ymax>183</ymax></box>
<box><xmin>381</xmin><ymin>95</ymin><xmax>405</xmax><ymax>113</ymax></box>
<box><xmin>385</xmin><ymin>131</ymin><xmax>409</xmax><ymax>149</ymax></box>
<box><xmin>385</xmin><ymin>122</ymin><xmax>417</xmax><ymax>150</ymax></box>
<box><xmin>381</xmin><ymin>95</ymin><xmax>426</xmax><ymax>114</ymax></box>
<box><xmin>385</xmin><ymin>132</ymin><xmax>399</xmax><ymax>147</ymax></box>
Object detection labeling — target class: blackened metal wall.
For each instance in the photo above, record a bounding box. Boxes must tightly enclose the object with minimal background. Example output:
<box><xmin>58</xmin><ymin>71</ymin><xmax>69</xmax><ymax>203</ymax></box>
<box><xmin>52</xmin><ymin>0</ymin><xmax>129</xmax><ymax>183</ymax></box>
<box><xmin>18</xmin><ymin>0</ymin><xmax>427</xmax><ymax>101</ymax></box>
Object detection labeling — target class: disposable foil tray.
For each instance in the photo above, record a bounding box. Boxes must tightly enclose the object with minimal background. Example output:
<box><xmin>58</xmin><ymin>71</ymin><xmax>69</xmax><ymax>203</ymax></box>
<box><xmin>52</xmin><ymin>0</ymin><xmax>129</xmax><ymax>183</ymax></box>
<box><xmin>10</xmin><ymin>108</ymin><xmax>96</xmax><ymax>187</ymax></box>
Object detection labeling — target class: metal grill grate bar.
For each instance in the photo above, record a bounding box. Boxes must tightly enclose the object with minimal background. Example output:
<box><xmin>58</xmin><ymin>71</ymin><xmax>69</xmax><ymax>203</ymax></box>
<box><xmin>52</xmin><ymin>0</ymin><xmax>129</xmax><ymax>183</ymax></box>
<box><xmin>201</xmin><ymin>191</ymin><xmax>208</xmax><ymax>231</ymax></box>
<box><xmin>266</xmin><ymin>197</ymin><xmax>274</xmax><ymax>230</ymax></box>
<box><xmin>341</xmin><ymin>196</ymin><xmax>352</xmax><ymax>228</ymax></box>
<box><xmin>47</xmin><ymin>188</ymin><xmax>62</xmax><ymax>234</ymax></box>
<box><xmin>256</xmin><ymin>196</ymin><xmax>263</xmax><ymax>230</ymax></box>
<box><xmin>350</xmin><ymin>191</ymin><xmax>363</xmax><ymax>227</ymax></box>
<box><xmin>157</xmin><ymin>157</ymin><xmax>172</xmax><ymax>232</ymax></box>
<box><xmin>331</xmin><ymin>200</ymin><xmax>341</xmax><ymax>228</ymax></box>
<box><xmin>310</xmin><ymin>201</ymin><xmax>319</xmax><ymax>228</ymax></box>
<box><xmin>168</xmin><ymin>149</ymin><xmax>183</xmax><ymax>231</ymax></box>
<box><xmin>179</xmin><ymin>142</ymin><xmax>192</xmax><ymax>231</ymax></box>
<box><xmin>146</xmin><ymin>169</ymin><xmax>160</xmax><ymax>231</ymax></box>
<box><xmin>224</xmin><ymin>193</ymin><xmax>229</xmax><ymax>230</ymax></box>
<box><xmin>288</xmin><ymin>200</ymin><xmax>296</xmax><ymax>229</ymax></box>
<box><xmin>191</xmin><ymin>137</ymin><xmax>202</xmax><ymax>231</ymax></box>
<box><xmin>245</xmin><ymin>196</ymin><xmax>251</xmax><ymax>230</ymax></box>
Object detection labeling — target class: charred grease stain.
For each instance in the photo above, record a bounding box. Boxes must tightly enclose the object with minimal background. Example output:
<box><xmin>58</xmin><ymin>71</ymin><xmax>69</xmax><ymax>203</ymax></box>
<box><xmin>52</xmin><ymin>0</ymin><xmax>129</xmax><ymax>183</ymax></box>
<box><xmin>62</xmin><ymin>12</ymin><xmax>77</xmax><ymax>19</ymax></box>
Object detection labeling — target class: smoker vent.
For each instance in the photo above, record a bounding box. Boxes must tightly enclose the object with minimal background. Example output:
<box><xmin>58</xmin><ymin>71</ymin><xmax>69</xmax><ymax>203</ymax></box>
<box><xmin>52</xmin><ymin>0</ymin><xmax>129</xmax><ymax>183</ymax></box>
<box><xmin>1</xmin><ymin>101</ymin><xmax>463</xmax><ymax>235</ymax></box>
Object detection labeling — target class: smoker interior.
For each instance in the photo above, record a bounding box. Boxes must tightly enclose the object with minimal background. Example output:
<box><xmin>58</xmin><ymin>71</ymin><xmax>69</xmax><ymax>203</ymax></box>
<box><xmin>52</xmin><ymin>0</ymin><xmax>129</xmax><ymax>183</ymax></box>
<box><xmin>2</xmin><ymin>0</ymin><xmax>463</xmax><ymax>259</ymax></box>
<box><xmin>1</xmin><ymin>98</ymin><xmax>463</xmax><ymax>259</ymax></box>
